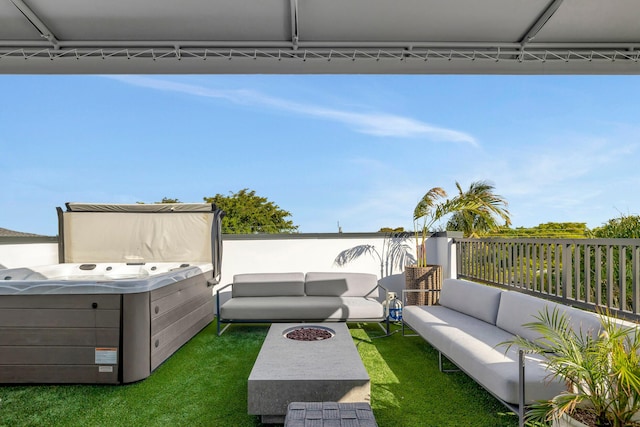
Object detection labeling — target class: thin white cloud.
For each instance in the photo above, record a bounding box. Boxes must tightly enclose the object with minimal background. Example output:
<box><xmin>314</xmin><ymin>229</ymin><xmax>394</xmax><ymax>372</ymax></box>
<box><xmin>107</xmin><ymin>75</ymin><xmax>477</xmax><ymax>146</ymax></box>
<box><xmin>460</xmin><ymin>135</ymin><xmax>640</xmax><ymax>228</ymax></box>
<box><xmin>501</xmin><ymin>139</ymin><xmax>637</xmax><ymax>196</ymax></box>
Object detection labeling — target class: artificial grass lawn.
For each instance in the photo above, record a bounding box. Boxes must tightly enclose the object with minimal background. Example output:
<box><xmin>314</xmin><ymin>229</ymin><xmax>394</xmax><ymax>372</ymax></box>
<box><xmin>0</xmin><ymin>322</ymin><xmax>518</xmax><ymax>427</ymax></box>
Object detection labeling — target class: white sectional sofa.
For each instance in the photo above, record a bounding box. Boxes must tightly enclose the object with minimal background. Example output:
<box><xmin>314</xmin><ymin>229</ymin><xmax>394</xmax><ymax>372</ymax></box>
<box><xmin>403</xmin><ymin>278</ymin><xmax>605</xmax><ymax>426</ymax></box>
<box><xmin>216</xmin><ymin>272</ymin><xmax>388</xmax><ymax>335</ymax></box>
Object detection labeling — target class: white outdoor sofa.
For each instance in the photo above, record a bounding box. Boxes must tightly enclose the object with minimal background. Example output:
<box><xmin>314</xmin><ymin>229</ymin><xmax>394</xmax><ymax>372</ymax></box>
<box><xmin>403</xmin><ymin>278</ymin><xmax>606</xmax><ymax>426</ymax></box>
<box><xmin>216</xmin><ymin>272</ymin><xmax>388</xmax><ymax>335</ymax></box>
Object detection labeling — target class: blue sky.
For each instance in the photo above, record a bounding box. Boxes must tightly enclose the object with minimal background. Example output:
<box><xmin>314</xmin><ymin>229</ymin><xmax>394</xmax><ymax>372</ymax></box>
<box><xmin>2</xmin><ymin>74</ymin><xmax>639</xmax><ymax>236</ymax></box>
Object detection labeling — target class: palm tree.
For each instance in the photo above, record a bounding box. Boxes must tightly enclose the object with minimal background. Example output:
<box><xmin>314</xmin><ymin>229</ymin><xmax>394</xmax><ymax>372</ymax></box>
<box><xmin>446</xmin><ymin>180</ymin><xmax>511</xmax><ymax>237</ymax></box>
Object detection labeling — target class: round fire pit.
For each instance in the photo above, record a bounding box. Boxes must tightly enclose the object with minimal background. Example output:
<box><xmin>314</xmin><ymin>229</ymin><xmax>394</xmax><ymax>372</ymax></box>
<box><xmin>283</xmin><ymin>326</ymin><xmax>335</xmax><ymax>341</ymax></box>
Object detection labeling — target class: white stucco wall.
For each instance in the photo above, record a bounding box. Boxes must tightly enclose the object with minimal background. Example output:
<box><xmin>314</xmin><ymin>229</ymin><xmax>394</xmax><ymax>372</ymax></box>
<box><xmin>0</xmin><ymin>242</ymin><xmax>58</xmax><ymax>268</ymax></box>
<box><xmin>1</xmin><ymin>233</ymin><xmax>459</xmax><ymax>300</ymax></box>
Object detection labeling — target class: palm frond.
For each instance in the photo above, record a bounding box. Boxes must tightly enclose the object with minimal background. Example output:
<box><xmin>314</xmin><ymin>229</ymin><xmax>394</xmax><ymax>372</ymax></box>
<box><xmin>445</xmin><ymin>181</ymin><xmax>511</xmax><ymax>236</ymax></box>
<box><xmin>413</xmin><ymin>187</ymin><xmax>447</xmax><ymax>222</ymax></box>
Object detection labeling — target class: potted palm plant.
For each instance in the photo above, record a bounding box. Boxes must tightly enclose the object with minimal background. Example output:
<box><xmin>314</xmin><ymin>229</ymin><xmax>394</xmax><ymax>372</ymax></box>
<box><xmin>505</xmin><ymin>307</ymin><xmax>640</xmax><ymax>427</ymax></box>
<box><xmin>405</xmin><ymin>187</ymin><xmax>456</xmax><ymax>305</ymax></box>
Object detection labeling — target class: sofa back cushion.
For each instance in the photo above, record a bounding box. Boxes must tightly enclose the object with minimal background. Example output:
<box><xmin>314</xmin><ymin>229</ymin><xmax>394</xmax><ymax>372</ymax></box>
<box><xmin>304</xmin><ymin>272</ymin><xmax>379</xmax><ymax>298</ymax></box>
<box><xmin>438</xmin><ymin>279</ymin><xmax>503</xmax><ymax>325</ymax></box>
<box><xmin>232</xmin><ymin>272</ymin><xmax>305</xmax><ymax>297</ymax></box>
<box><xmin>496</xmin><ymin>291</ymin><xmax>602</xmax><ymax>343</ymax></box>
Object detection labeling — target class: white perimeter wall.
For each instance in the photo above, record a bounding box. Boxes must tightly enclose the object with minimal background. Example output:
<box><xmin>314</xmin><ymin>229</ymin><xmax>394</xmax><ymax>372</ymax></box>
<box><xmin>0</xmin><ymin>233</ymin><xmax>459</xmax><ymax>301</ymax></box>
<box><xmin>0</xmin><ymin>242</ymin><xmax>58</xmax><ymax>268</ymax></box>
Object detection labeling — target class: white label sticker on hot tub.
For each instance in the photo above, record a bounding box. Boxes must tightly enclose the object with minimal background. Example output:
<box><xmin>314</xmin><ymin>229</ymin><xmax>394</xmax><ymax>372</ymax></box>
<box><xmin>98</xmin><ymin>366</ymin><xmax>113</xmax><ymax>373</ymax></box>
<box><xmin>95</xmin><ymin>348</ymin><xmax>118</xmax><ymax>364</ymax></box>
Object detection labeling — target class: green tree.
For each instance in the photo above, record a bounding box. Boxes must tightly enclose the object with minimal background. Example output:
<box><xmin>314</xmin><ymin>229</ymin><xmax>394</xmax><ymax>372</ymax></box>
<box><xmin>445</xmin><ymin>180</ymin><xmax>511</xmax><ymax>237</ymax></box>
<box><xmin>137</xmin><ymin>197</ymin><xmax>181</xmax><ymax>204</ymax></box>
<box><xmin>489</xmin><ymin>222</ymin><xmax>590</xmax><ymax>238</ymax></box>
<box><xmin>379</xmin><ymin>227</ymin><xmax>405</xmax><ymax>233</ymax></box>
<box><xmin>157</xmin><ymin>197</ymin><xmax>180</xmax><ymax>203</ymax></box>
<box><xmin>592</xmin><ymin>214</ymin><xmax>640</xmax><ymax>238</ymax></box>
<box><xmin>204</xmin><ymin>189</ymin><xmax>298</xmax><ymax>234</ymax></box>
<box><xmin>591</xmin><ymin>215</ymin><xmax>640</xmax><ymax>310</ymax></box>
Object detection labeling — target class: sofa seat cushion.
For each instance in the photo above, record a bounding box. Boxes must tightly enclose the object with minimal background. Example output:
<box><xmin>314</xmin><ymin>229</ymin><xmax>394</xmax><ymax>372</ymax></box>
<box><xmin>445</xmin><ymin>327</ymin><xmax>566</xmax><ymax>405</ymax></box>
<box><xmin>305</xmin><ymin>272</ymin><xmax>379</xmax><ymax>298</ymax></box>
<box><xmin>220</xmin><ymin>296</ymin><xmax>384</xmax><ymax>321</ymax></box>
<box><xmin>438</xmin><ymin>279</ymin><xmax>503</xmax><ymax>325</ymax></box>
<box><xmin>404</xmin><ymin>305</ymin><xmax>515</xmax><ymax>362</ymax></box>
<box><xmin>403</xmin><ymin>305</ymin><xmax>487</xmax><ymax>356</ymax></box>
<box><xmin>404</xmin><ymin>305</ymin><xmax>566</xmax><ymax>404</ymax></box>
<box><xmin>231</xmin><ymin>272</ymin><xmax>305</xmax><ymax>297</ymax></box>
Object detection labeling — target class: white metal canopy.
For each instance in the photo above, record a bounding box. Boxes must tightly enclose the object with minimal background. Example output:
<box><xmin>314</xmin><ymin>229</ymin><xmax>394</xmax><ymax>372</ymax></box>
<box><xmin>1</xmin><ymin>0</ymin><xmax>639</xmax><ymax>74</ymax></box>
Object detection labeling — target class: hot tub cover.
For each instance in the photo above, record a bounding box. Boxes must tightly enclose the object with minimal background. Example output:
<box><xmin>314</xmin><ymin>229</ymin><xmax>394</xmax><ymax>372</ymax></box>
<box><xmin>58</xmin><ymin>203</ymin><xmax>224</xmax><ymax>283</ymax></box>
<box><xmin>65</xmin><ymin>203</ymin><xmax>214</xmax><ymax>213</ymax></box>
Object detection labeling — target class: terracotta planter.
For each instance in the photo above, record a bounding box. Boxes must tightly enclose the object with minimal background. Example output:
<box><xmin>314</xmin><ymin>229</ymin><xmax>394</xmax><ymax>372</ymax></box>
<box><xmin>404</xmin><ymin>265</ymin><xmax>442</xmax><ymax>306</ymax></box>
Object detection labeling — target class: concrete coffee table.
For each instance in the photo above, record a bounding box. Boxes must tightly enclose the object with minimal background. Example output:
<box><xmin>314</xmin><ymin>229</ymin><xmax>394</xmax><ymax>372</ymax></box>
<box><xmin>248</xmin><ymin>323</ymin><xmax>371</xmax><ymax>424</ymax></box>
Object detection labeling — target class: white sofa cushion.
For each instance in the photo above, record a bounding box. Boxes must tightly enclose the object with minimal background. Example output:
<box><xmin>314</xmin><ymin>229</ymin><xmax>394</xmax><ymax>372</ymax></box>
<box><xmin>304</xmin><ymin>272</ymin><xmax>379</xmax><ymax>298</ymax></box>
<box><xmin>232</xmin><ymin>272</ymin><xmax>305</xmax><ymax>297</ymax></box>
<box><xmin>438</xmin><ymin>279</ymin><xmax>503</xmax><ymax>325</ymax></box>
<box><xmin>496</xmin><ymin>291</ymin><xmax>602</xmax><ymax>344</ymax></box>
<box><xmin>403</xmin><ymin>305</ymin><xmax>479</xmax><ymax>356</ymax></box>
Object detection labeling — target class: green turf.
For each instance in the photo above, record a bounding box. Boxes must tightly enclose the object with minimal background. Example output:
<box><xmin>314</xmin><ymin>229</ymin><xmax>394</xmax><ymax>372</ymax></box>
<box><xmin>0</xmin><ymin>322</ymin><xmax>518</xmax><ymax>427</ymax></box>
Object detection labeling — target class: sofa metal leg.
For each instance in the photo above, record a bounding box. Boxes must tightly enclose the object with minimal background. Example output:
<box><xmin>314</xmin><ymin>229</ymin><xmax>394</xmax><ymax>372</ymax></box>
<box><xmin>438</xmin><ymin>352</ymin><xmax>460</xmax><ymax>373</ymax></box>
<box><xmin>217</xmin><ymin>319</ymin><xmax>231</xmax><ymax>336</ymax></box>
<box><xmin>401</xmin><ymin>321</ymin><xmax>418</xmax><ymax>337</ymax></box>
<box><xmin>375</xmin><ymin>321</ymin><xmax>388</xmax><ymax>335</ymax></box>
<box><xmin>518</xmin><ymin>349</ymin><xmax>525</xmax><ymax>427</ymax></box>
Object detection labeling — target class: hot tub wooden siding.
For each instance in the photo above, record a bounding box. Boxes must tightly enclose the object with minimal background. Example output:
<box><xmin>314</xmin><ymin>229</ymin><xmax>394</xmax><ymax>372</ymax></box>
<box><xmin>0</xmin><ymin>294</ymin><xmax>121</xmax><ymax>383</ymax></box>
<box><xmin>0</xmin><ymin>271</ymin><xmax>213</xmax><ymax>384</ymax></box>
<box><xmin>149</xmin><ymin>273</ymin><xmax>214</xmax><ymax>372</ymax></box>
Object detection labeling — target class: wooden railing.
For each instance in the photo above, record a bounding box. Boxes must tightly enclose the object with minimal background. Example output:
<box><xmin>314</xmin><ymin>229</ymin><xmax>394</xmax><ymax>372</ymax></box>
<box><xmin>456</xmin><ymin>238</ymin><xmax>640</xmax><ymax>322</ymax></box>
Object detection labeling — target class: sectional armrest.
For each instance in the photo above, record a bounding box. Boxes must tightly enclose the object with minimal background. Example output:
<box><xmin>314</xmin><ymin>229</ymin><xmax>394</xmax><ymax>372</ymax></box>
<box><xmin>376</xmin><ymin>283</ymin><xmax>389</xmax><ymax>300</ymax></box>
<box><xmin>217</xmin><ymin>283</ymin><xmax>233</xmax><ymax>293</ymax></box>
<box><xmin>215</xmin><ymin>283</ymin><xmax>234</xmax><ymax>316</ymax></box>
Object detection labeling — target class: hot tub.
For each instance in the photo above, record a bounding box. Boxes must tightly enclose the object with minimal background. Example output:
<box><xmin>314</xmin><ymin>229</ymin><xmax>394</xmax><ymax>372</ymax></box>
<box><xmin>0</xmin><ymin>262</ymin><xmax>214</xmax><ymax>384</ymax></box>
<box><xmin>0</xmin><ymin>262</ymin><xmax>212</xmax><ymax>294</ymax></box>
<box><xmin>0</xmin><ymin>202</ymin><xmax>224</xmax><ymax>384</ymax></box>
